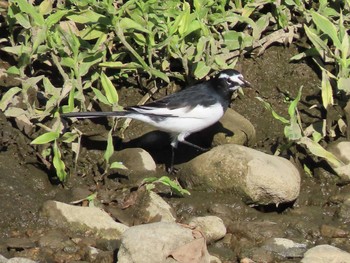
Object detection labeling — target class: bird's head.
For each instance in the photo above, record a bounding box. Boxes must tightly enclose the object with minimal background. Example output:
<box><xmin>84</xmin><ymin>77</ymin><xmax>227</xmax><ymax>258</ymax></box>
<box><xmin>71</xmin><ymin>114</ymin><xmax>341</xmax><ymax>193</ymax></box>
<box><xmin>217</xmin><ymin>69</ymin><xmax>251</xmax><ymax>91</ymax></box>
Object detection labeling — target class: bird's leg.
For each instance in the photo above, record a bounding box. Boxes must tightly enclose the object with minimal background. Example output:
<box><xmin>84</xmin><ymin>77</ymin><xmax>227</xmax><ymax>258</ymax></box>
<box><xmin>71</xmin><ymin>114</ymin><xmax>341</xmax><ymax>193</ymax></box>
<box><xmin>167</xmin><ymin>140</ymin><xmax>179</xmax><ymax>174</ymax></box>
<box><xmin>180</xmin><ymin>140</ymin><xmax>208</xmax><ymax>152</ymax></box>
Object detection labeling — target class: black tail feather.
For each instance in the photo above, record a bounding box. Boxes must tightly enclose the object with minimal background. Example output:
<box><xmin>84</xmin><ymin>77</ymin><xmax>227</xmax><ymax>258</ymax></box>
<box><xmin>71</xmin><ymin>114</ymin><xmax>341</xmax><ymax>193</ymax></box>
<box><xmin>61</xmin><ymin>111</ymin><xmax>128</xmax><ymax>119</ymax></box>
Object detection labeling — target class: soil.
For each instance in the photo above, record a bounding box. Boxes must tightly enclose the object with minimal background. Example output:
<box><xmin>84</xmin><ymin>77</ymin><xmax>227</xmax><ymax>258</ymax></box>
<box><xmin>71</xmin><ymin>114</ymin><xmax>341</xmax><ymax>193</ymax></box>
<box><xmin>0</xmin><ymin>45</ymin><xmax>349</xmax><ymax>262</ymax></box>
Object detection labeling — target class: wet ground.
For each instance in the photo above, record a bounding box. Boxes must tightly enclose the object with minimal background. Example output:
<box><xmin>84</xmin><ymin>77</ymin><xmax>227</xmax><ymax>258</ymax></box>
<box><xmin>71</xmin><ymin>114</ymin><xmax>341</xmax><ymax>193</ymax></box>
<box><xmin>0</xmin><ymin>46</ymin><xmax>350</xmax><ymax>262</ymax></box>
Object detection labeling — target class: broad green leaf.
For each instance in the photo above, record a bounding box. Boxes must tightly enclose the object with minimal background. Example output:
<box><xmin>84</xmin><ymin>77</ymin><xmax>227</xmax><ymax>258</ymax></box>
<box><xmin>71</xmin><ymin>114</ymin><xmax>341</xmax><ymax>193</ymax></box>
<box><xmin>119</xmin><ymin>17</ymin><xmax>149</xmax><ymax>33</ymax></box>
<box><xmin>14</xmin><ymin>13</ymin><xmax>31</xmax><ymax>29</ymax></box>
<box><xmin>61</xmin><ymin>132</ymin><xmax>79</xmax><ymax>143</ymax></box>
<box><xmin>99</xmin><ymin>61</ymin><xmax>142</xmax><ymax>69</ymax></box>
<box><xmin>341</xmin><ymin>31</ymin><xmax>349</xmax><ymax>62</ymax></box>
<box><xmin>321</xmin><ymin>71</ymin><xmax>333</xmax><ymax>109</ymax></box>
<box><xmin>284</xmin><ymin>122</ymin><xmax>302</xmax><ymax>140</ymax></box>
<box><xmin>100</xmin><ymin>72</ymin><xmax>118</xmax><ymax>105</ymax></box>
<box><xmin>39</xmin><ymin>0</ymin><xmax>53</xmax><ymax>15</ymax></box>
<box><xmin>53</xmin><ymin>140</ymin><xmax>67</xmax><ymax>181</ymax></box>
<box><xmin>4</xmin><ymin>107</ymin><xmax>26</xmax><ymax>117</ymax></box>
<box><xmin>46</xmin><ymin>10</ymin><xmax>69</xmax><ymax>27</ymax></box>
<box><xmin>149</xmin><ymin>68</ymin><xmax>170</xmax><ymax>83</ymax></box>
<box><xmin>80</xmin><ymin>28</ymin><xmax>105</xmax><ymax>40</ymax></box>
<box><xmin>178</xmin><ymin>2</ymin><xmax>191</xmax><ymax>37</ymax></box>
<box><xmin>103</xmin><ymin>129</ymin><xmax>114</xmax><ymax>163</ymax></box>
<box><xmin>311</xmin><ymin>11</ymin><xmax>341</xmax><ymax>50</ymax></box>
<box><xmin>31</xmin><ymin>131</ymin><xmax>59</xmax><ymax>145</ymax></box>
<box><xmin>298</xmin><ymin>137</ymin><xmax>344</xmax><ymax>168</ymax></box>
<box><xmin>288</xmin><ymin>86</ymin><xmax>302</xmax><ymax>118</ymax></box>
<box><xmin>304</xmin><ymin>25</ymin><xmax>329</xmax><ymax>54</ymax></box>
<box><xmin>0</xmin><ymin>87</ymin><xmax>21</xmax><ymax>111</ymax></box>
<box><xmin>7</xmin><ymin>66</ymin><xmax>21</xmax><ymax>75</ymax></box>
<box><xmin>32</xmin><ymin>26</ymin><xmax>48</xmax><ymax>54</ymax></box>
<box><xmin>67</xmin><ymin>10</ymin><xmax>106</xmax><ymax>24</ymax></box>
<box><xmin>223</xmin><ymin>31</ymin><xmax>242</xmax><ymax>51</ymax></box>
<box><xmin>92</xmin><ymin>87</ymin><xmax>110</xmax><ymax>105</ymax></box>
<box><xmin>2</xmin><ymin>45</ymin><xmax>31</xmax><ymax>56</ymax></box>
<box><xmin>15</xmin><ymin>0</ymin><xmax>45</xmax><ymax>26</ymax></box>
<box><xmin>194</xmin><ymin>61</ymin><xmax>211</xmax><ymax>79</ymax></box>
<box><xmin>110</xmin><ymin>161</ymin><xmax>128</xmax><ymax>170</ymax></box>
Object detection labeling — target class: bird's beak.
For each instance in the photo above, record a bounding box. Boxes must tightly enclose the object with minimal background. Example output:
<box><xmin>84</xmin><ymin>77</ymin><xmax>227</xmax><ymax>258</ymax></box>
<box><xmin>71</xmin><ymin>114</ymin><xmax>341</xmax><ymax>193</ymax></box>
<box><xmin>239</xmin><ymin>76</ymin><xmax>251</xmax><ymax>88</ymax></box>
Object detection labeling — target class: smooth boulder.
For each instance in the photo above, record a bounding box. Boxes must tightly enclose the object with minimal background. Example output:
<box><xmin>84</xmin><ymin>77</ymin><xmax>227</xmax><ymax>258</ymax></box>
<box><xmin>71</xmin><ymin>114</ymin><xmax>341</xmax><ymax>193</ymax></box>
<box><xmin>180</xmin><ymin>144</ymin><xmax>300</xmax><ymax>205</ymax></box>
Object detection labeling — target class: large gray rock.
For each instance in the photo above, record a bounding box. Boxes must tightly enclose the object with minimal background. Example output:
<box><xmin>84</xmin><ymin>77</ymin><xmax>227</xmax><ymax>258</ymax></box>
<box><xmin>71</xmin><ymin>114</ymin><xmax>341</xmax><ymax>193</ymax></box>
<box><xmin>188</xmin><ymin>216</ymin><xmax>226</xmax><ymax>244</ymax></box>
<box><xmin>301</xmin><ymin>244</ymin><xmax>350</xmax><ymax>263</ymax></box>
<box><xmin>180</xmin><ymin>144</ymin><xmax>300</xmax><ymax>205</ymax></box>
<box><xmin>41</xmin><ymin>201</ymin><xmax>128</xmax><ymax>240</ymax></box>
<box><xmin>207</xmin><ymin>108</ymin><xmax>256</xmax><ymax>147</ymax></box>
<box><xmin>118</xmin><ymin>222</ymin><xmax>211</xmax><ymax>263</ymax></box>
<box><xmin>327</xmin><ymin>140</ymin><xmax>350</xmax><ymax>182</ymax></box>
<box><xmin>0</xmin><ymin>255</ymin><xmax>37</xmax><ymax>263</ymax></box>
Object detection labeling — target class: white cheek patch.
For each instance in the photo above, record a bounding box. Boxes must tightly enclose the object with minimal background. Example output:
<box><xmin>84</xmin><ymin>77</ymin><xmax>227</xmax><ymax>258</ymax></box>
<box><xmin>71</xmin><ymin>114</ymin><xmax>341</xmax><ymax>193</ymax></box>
<box><xmin>218</xmin><ymin>73</ymin><xmax>244</xmax><ymax>85</ymax></box>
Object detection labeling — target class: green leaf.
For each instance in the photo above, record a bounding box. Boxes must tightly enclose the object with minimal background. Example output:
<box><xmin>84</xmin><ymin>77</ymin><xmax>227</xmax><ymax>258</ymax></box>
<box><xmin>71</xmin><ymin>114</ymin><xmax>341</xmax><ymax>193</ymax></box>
<box><xmin>298</xmin><ymin>137</ymin><xmax>344</xmax><ymax>168</ymax></box>
<box><xmin>288</xmin><ymin>86</ymin><xmax>302</xmax><ymax>118</ymax></box>
<box><xmin>311</xmin><ymin>11</ymin><xmax>342</xmax><ymax>50</ymax></box>
<box><xmin>100</xmin><ymin>72</ymin><xmax>118</xmax><ymax>105</ymax></box>
<box><xmin>67</xmin><ymin>10</ymin><xmax>106</xmax><ymax>24</ymax></box>
<box><xmin>32</xmin><ymin>26</ymin><xmax>48</xmax><ymax>54</ymax></box>
<box><xmin>119</xmin><ymin>17</ymin><xmax>149</xmax><ymax>33</ymax></box>
<box><xmin>99</xmin><ymin>61</ymin><xmax>142</xmax><ymax>69</ymax></box>
<box><xmin>46</xmin><ymin>10</ymin><xmax>69</xmax><ymax>27</ymax></box>
<box><xmin>15</xmin><ymin>0</ymin><xmax>45</xmax><ymax>26</ymax></box>
<box><xmin>256</xmin><ymin>97</ymin><xmax>289</xmax><ymax>124</ymax></box>
<box><xmin>0</xmin><ymin>87</ymin><xmax>21</xmax><ymax>111</ymax></box>
<box><xmin>7</xmin><ymin>66</ymin><xmax>21</xmax><ymax>75</ymax></box>
<box><xmin>103</xmin><ymin>129</ymin><xmax>114</xmax><ymax>163</ymax></box>
<box><xmin>284</xmin><ymin>122</ymin><xmax>302</xmax><ymax>140</ymax></box>
<box><xmin>53</xmin><ymin>141</ymin><xmax>67</xmax><ymax>182</ymax></box>
<box><xmin>31</xmin><ymin>131</ymin><xmax>59</xmax><ymax>145</ymax></box>
<box><xmin>14</xmin><ymin>13</ymin><xmax>31</xmax><ymax>29</ymax></box>
<box><xmin>193</xmin><ymin>61</ymin><xmax>211</xmax><ymax>79</ymax></box>
<box><xmin>39</xmin><ymin>0</ymin><xmax>53</xmax><ymax>15</ymax></box>
<box><xmin>304</xmin><ymin>25</ymin><xmax>330</xmax><ymax>54</ymax></box>
<box><xmin>61</xmin><ymin>132</ymin><xmax>79</xmax><ymax>143</ymax></box>
<box><xmin>110</xmin><ymin>161</ymin><xmax>128</xmax><ymax>170</ymax></box>
<box><xmin>223</xmin><ymin>31</ymin><xmax>242</xmax><ymax>51</ymax></box>
<box><xmin>149</xmin><ymin>68</ymin><xmax>170</xmax><ymax>83</ymax></box>
<box><xmin>92</xmin><ymin>87</ymin><xmax>110</xmax><ymax>105</ymax></box>
<box><xmin>321</xmin><ymin>71</ymin><xmax>333</xmax><ymax>109</ymax></box>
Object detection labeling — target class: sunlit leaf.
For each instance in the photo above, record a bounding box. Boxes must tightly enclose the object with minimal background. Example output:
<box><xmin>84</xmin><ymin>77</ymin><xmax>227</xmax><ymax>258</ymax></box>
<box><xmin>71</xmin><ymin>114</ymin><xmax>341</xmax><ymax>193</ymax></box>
<box><xmin>103</xmin><ymin>129</ymin><xmax>114</xmax><ymax>163</ymax></box>
<box><xmin>110</xmin><ymin>161</ymin><xmax>128</xmax><ymax>170</ymax></box>
<box><xmin>100</xmin><ymin>72</ymin><xmax>118</xmax><ymax>105</ymax></box>
<box><xmin>193</xmin><ymin>61</ymin><xmax>211</xmax><ymax>79</ymax></box>
<box><xmin>304</xmin><ymin>25</ymin><xmax>330</xmax><ymax>54</ymax></box>
<box><xmin>0</xmin><ymin>87</ymin><xmax>21</xmax><ymax>111</ymax></box>
<box><xmin>298</xmin><ymin>137</ymin><xmax>344</xmax><ymax>168</ymax></box>
<box><xmin>256</xmin><ymin>97</ymin><xmax>289</xmax><ymax>124</ymax></box>
<box><xmin>39</xmin><ymin>0</ymin><xmax>53</xmax><ymax>15</ymax></box>
<box><xmin>311</xmin><ymin>11</ymin><xmax>341</xmax><ymax>50</ymax></box>
<box><xmin>321</xmin><ymin>71</ymin><xmax>333</xmax><ymax>109</ymax></box>
<box><xmin>31</xmin><ymin>131</ymin><xmax>59</xmax><ymax>145</ymax></box>
<box><xmin>53</xmin><ymin>140</ymin><xmax>67</xmax><ymax>181</ymax></box>
<box><xmin>92</xmin><ymin>87</ymin><xmax>110</xmax><ymax>105</ymax></box>
<box><xmin>119</xmin><ymin>17</ymin><xmax>149</xmax><ymax>33</ymax></box>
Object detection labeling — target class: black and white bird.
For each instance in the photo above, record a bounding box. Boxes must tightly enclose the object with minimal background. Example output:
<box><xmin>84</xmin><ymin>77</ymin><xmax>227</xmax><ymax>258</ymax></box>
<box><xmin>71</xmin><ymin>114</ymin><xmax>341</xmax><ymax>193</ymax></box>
<box><xmin>62</xmin><ymin>69</ymin><xmax>251</xmax><ymax>172</ymax></box>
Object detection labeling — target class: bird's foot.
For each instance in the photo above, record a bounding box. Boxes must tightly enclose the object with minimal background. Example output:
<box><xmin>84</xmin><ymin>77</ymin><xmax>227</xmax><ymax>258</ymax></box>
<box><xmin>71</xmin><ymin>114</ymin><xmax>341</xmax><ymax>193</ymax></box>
<box><xmin>167</xmin><ymin>166</ymin><xmax>179</xmax><ymax>175</ymax></box>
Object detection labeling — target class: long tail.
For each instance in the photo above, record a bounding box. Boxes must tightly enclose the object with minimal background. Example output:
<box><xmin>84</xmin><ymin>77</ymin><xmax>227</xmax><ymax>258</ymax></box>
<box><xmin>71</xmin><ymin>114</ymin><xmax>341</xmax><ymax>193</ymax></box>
<box><xmin>61</xmin><ymin>111</ymin><xmax>129</xmax><ymax>119</ymax></box>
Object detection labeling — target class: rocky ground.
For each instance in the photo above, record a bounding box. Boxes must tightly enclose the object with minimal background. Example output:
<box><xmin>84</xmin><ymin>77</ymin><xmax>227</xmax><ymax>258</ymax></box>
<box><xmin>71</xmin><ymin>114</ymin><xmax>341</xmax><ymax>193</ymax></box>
<box><xmin>0</xmin><ymin>46</ymin><xmax>350</xmax><ymax>263</ymax></box>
